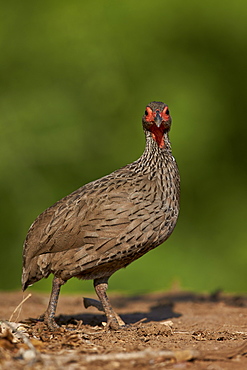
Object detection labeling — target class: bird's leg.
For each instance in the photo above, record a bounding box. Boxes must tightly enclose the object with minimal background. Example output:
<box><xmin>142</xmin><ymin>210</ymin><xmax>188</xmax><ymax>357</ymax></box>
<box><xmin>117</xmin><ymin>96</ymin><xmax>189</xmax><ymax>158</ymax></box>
<box><xmin>40</xmin><ymin>276</ymin><xmax>65</xmax><ymax>330</ymax></box>
<box><xmin>94</xmin><ymin>277</ymin><xmax>125</xmax><ymax>330</ymax></box>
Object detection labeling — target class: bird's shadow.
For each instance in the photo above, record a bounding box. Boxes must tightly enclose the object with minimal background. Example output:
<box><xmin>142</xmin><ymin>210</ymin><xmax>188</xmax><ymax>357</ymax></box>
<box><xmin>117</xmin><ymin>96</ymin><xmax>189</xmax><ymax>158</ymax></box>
<box><xmin>26</xmin><ymin>290</ymin><xmax>247</xmax><ymax>328</ymax></box>
<box><xmin>56</xmin><ymin>294</ymin><xmax>182</xmax><ymax>327</ymax></box>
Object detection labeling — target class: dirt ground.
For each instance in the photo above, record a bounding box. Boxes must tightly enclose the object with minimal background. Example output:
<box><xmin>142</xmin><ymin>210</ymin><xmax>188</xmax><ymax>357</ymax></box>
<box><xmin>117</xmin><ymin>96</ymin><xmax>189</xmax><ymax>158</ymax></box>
<box><xmin>0</xmin><ymin>290</ymin><xmax>247</xmax><ymax>369</ymax></box>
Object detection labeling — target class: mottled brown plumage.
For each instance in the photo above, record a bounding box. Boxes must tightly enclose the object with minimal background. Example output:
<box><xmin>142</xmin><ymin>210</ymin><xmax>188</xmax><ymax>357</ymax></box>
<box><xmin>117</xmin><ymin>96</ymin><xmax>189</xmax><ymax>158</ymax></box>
<box><xmin>22</xmin><ymin>101</ymin><xmax>180</xmax><ymax>330</ymax></box>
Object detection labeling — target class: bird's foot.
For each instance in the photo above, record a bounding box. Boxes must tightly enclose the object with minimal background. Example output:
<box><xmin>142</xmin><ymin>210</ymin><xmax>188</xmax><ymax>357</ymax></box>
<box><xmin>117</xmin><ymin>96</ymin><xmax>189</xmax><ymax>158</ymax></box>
<box><xmin>45</xmin><ymin>317</ymin><xmax>60</xmax><ymax>331</ymax></box>
<box><xmin>38</xmin><ymin>312</ymin><xmax>60</xmax><ymax>331</ymax></box>
<box><xmin>104</xmin><ymin>307</ymin><xmax>126</xmax><ymax>330</ymax></box>
<box><xmin>84</xmin><ymin>296</ymin><xmax>125</xmax><ymax>330</ymax></box>
<box><xmin>105</xmin><ymin>316</ymin><xmax>121</xmax><ymax>331</ymax></box>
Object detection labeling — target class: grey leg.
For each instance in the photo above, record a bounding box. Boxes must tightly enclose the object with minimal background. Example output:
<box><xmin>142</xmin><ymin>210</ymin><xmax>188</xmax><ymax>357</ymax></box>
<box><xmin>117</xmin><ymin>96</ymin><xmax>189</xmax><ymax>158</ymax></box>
<box><xmin>41</xmin><ymin>276</ymin><xmax>65</xmax><ymax>330</ymax></box>
<box><xmin>94</xmin><ymin>277</ymin><xmax>125</xmax><ymax>330</ymax></box>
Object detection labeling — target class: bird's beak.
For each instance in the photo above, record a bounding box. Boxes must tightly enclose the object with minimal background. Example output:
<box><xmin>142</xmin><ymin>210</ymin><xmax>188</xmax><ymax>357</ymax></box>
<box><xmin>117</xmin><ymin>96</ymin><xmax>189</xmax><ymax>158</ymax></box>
<box><xmin>154</xmin><ymin>112</ymin><xmax>163</xmax><ymax>127</ymax></box>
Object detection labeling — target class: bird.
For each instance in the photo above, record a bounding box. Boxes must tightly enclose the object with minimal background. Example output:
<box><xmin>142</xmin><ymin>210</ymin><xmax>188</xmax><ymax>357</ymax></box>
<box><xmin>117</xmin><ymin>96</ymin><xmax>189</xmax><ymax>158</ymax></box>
<box><xmin>22</xmin><ymin>101</ymin><xmax>180</xmax><ymax>330</ymax></box>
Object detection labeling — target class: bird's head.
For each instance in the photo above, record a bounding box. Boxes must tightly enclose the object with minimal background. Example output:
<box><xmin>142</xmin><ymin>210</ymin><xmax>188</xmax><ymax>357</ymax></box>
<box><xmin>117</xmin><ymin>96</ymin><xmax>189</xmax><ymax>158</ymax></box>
<box><xmin>142</xmin><ymin>101</ymin><xmax>171</xmax><ymax>149</ymax></box>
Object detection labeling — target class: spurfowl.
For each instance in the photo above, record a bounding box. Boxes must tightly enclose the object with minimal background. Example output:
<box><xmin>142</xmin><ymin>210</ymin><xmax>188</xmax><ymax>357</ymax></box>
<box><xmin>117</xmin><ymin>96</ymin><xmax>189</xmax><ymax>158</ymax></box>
<box><xmin>22</xmin><ymin>101</ymin><xmax>180</xmax><ymax>330</ymax></box>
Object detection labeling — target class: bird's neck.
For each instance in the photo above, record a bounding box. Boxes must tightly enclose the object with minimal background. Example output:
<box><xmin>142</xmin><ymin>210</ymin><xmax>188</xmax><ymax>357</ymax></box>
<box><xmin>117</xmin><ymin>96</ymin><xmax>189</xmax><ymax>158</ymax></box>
<box><xmin>132</xmin><ymin>131</ymin><xmax>174</xmax><ymax>175</ymax></box>
<box><xmin>144</xmin><ymin>130</ymin><xmax>172</xmax><ymax>155</ymax></box>
<box><xmin>143</xmin><ymin>131</ymin><xmax>172</xmax><ymax>163</ymax></box>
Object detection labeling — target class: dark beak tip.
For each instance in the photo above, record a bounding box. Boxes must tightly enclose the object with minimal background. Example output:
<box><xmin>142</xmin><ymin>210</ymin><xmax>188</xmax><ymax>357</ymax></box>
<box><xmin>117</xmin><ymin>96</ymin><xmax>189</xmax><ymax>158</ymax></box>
<box><xmin>154</xmin><ymin>113</ymin><xmax>163</xmax><ymax>127</ymax></box>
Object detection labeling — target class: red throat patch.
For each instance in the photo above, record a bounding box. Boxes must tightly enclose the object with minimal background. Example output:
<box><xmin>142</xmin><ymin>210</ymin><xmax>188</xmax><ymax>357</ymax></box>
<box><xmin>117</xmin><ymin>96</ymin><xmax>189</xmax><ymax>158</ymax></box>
<box><xmin>150</xmin><ymin>125</ymin><xmax>165</xmax><ymax>148</ymax></box>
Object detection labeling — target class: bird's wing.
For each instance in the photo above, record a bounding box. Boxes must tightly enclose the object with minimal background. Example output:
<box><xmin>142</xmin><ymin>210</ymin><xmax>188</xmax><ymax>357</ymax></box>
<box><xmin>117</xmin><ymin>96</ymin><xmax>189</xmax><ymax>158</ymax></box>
<box><xmin>22</xmin><ymin>172</ymin><xmax>153</xmax><ymax>265</ymax></box>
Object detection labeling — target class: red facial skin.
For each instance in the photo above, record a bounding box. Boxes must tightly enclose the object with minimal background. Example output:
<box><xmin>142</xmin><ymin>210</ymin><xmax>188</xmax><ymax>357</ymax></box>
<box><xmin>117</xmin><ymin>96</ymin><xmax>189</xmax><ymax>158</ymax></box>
<box><xmin>144</xmin><ymin>106</ymin><xmax>170</xmax><ymax>149</ymax></box>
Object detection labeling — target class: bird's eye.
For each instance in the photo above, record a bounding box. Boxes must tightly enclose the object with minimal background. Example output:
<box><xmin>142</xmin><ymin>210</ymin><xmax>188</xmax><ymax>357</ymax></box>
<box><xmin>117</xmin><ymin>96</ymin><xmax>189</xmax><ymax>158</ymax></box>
<box><xmin>166</xmin><ymin>109</ymin><xmax>170</xmax><ymax>115</ymax></box>
<box><xmin>145</xmin><ymin>110</ymin><xmax>148</xmax><ymax>116</ymax></box>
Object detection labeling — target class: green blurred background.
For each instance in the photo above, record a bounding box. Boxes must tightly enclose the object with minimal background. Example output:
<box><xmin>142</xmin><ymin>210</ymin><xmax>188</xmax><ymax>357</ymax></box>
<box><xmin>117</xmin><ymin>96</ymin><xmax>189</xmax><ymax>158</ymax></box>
<box><xmin>1</xmin><ymin>0</ymin><xmax>247</xmax><ymax>295</ymax></box>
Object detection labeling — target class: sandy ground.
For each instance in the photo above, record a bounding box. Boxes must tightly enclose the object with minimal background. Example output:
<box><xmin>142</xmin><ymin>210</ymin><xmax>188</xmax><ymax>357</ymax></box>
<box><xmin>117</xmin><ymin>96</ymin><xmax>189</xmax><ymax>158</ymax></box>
<box><xmin>0</xmin><ymin>290</ymin><xmax>247</xmax><ymax>369</ymax></box>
